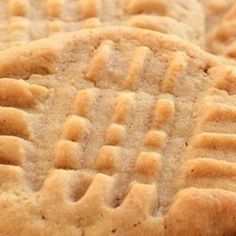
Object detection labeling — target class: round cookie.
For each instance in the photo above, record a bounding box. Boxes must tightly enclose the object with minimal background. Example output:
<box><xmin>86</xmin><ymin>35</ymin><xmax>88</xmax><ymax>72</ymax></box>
<box><xmin>0</xmin><ymin>27</ymin><xmax>235</xmax><ymax>235</ymax></box>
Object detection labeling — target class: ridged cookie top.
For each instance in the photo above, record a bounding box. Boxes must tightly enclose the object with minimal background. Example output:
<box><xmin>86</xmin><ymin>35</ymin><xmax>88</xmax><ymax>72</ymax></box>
<box><xmin>0</xmin><ymin>27</ymin><xmax>235</xmax><ymax>236</ymax></box>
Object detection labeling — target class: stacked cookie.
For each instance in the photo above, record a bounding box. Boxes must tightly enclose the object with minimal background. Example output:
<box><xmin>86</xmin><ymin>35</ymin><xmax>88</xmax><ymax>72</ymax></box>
<box><xmin>205</xmin><ymin>1</ymin><xmax>236</xmax><ymax>59</ymax></box>
<box><xmin>0</xmin><ymin>1</ymin><xmax>235</xmax><ymax>235</ymax></box>
<box><xmin>0</xmin><ymin>0</ymin><xmax>206</xmax><ymax>49</ymax></box>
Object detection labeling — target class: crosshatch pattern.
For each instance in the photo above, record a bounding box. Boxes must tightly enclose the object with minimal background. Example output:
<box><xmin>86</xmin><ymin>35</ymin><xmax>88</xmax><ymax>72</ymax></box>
<box><xmin>0</xmin><ymin>28</ymin><xmax>235</xmax><ymax>235</ymax></box>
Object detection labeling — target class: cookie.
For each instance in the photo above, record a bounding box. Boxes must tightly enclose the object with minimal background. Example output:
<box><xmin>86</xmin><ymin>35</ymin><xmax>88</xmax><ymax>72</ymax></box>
<box><xmin>0</xmin><ymin>27</ymin><xmax>235</xmax><ymax>235</ymax></box>
<box><xmin>200</xmin><ymin>0</ymin><xmax>235</xmax><ymax>30</ymax></box>
<box><xmin>0</xmin><ymin>0</ymin><xmax>204</xmax><ymax>50</ymax></box>
<box><xmin>206</xmin><ymin>3</ymin><xmax>236</xmax><ymax>59</ymax></box>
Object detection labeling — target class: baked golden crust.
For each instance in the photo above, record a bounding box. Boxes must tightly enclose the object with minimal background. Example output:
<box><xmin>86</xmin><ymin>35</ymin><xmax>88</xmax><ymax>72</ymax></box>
<box><xmin>0</xmin><ymin>0</ymin><xmax>204</xmax><ymax>50</ymax></box>
<box><xmin>0</xmin><ymin>27</ymin><xmax>235</xmax><ymax>235</ymax></box>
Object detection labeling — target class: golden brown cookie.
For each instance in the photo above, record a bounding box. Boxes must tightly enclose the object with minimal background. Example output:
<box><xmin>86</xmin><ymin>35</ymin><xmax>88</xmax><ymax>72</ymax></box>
<box><xmin>0</xmin><ymin>0</ymin><xmax>204</xmax><ymax>50</ymax></box>
<box><xmin>0</xmin><ymin>27</ymin><xmax>235</xmax><ymax>235</ymax></box>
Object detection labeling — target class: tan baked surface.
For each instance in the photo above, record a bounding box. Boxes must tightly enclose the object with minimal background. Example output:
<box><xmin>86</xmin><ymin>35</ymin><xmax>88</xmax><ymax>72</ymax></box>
<box><xmin>0</xmin><ymin>0</ymin><xmax>205</xmax><ymax>50</ymax></box>
<box><xmin>0</xmin><ymin>27</ymin><xmax>235</xmax><ymax>235</ymax></box>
